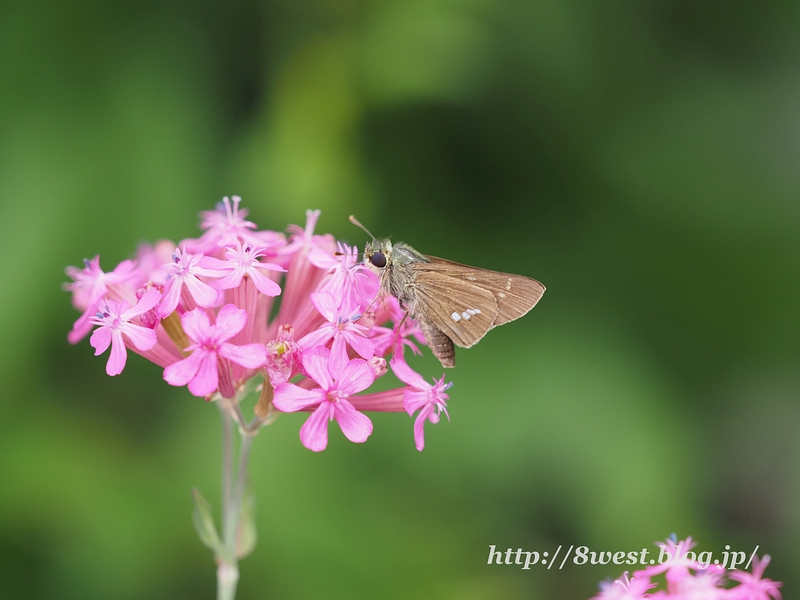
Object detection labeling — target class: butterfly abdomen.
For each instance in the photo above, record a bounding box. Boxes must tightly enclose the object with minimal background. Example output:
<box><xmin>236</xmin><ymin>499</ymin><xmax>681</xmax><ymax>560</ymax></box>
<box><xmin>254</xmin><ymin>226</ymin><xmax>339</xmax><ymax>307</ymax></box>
<box><xmin>418</xmin><ymin>315</ymin><xmax>456</xmax><ymax>368</ymax></box>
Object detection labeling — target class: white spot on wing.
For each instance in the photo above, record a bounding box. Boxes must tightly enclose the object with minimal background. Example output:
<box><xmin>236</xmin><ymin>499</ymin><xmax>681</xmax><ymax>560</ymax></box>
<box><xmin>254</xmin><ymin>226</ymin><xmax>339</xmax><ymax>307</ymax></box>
<box><xmin>505</xmin><ymin>278</ymin><xmax>512</xmax><ymax>291</ymax></box>
<box><xmin>466</xmin><ymin>308</ymin><xmax>481</xmax><ymax>315</ymax></box>
<box><xmin>466</xmin><ymin>276</ymin><xmax>476</xmax><ymax>281</ymax></box>
<box><xmin>451</xmin><ymin>312</ymin><xmax>462</xmax><ymax>322</ymax></box>
<box><xmin>498</xmin><ymin>292</ymin><xmax>506</xmax><ymax>298</ymax></box>
<box><xmin>461</xmin><ymin>311</ymin><xmax>471</xmax><ymax>320</ymax></box>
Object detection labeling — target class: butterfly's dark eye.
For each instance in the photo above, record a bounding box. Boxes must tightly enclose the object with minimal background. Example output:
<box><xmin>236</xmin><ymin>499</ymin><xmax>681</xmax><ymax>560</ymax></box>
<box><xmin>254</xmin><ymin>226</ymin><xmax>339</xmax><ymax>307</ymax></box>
<box><xmin>370</xmin><ymin>252</ymin><xmax>387</xmax><ymax>268</ymax></box>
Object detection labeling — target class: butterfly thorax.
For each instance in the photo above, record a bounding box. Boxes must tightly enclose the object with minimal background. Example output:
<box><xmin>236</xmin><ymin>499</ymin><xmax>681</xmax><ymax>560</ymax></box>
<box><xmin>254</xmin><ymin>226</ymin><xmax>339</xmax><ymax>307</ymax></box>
<box><xmin>363</xmin><ymin>239</ymin><xmax>429</xmax><ymax>312</ymax></box>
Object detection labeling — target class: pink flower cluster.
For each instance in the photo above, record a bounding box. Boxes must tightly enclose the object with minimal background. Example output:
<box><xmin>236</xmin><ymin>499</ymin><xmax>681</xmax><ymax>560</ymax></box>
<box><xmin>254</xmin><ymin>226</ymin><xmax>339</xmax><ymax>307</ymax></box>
<box><xmin>65</xmin><ymin>197</ymin><xmax>452</xmax><ymax>452</ymax></box>
<box><xmin>593</xmin><ymin>537</ymin><xmax>782</xmax><ymax>600</ymax></box>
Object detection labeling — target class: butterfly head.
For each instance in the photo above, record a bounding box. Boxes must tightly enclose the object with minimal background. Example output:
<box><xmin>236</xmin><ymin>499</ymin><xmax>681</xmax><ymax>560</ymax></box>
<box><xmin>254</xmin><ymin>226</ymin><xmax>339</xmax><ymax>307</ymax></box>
<box><xmin>364</xmin><ymin>239</ymin><xmax>393</xmax><ymax>272</ymax></box>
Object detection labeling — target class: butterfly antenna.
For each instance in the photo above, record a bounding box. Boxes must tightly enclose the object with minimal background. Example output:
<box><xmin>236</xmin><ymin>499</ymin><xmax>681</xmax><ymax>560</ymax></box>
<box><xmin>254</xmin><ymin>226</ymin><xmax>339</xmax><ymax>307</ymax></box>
<box><xmin>333</xmin><ymin>249</ymin><xmax>364</xmax><ymax>259</ymax></box>
<box><xmin>333</xmin><ymin>241</ymin><xmax>363</xmax><ymax>260</ymax></box>
<box><xmin>349</xmin><ymin>215</ymin><xmax>377</xmax><ymax>240</ymax></box>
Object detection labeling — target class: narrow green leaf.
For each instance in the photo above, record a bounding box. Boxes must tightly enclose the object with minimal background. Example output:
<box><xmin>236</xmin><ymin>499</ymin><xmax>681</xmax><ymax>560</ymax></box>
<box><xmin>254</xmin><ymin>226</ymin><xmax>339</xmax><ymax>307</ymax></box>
<box><xmin>235</xmin><ymin>481</ymin><xmax>257</xmax><ymax>560</ymax></box>
<box><xmin>192</xmin><ymin>488</ymin><xmax>223</xmax><ymax>556</ymax></box>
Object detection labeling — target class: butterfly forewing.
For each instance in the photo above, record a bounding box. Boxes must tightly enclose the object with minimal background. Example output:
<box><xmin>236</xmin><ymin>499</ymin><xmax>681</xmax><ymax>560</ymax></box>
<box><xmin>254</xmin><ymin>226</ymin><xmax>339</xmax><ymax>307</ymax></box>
<box><xmin>412</xmin><ymin>271</ymin><xmax>498</xmax><ymax>348</ymax></box>
<box><xmin>417</xmin><ymin>256</ymin><xmax>545</xmax><ymax>327</ymax></box>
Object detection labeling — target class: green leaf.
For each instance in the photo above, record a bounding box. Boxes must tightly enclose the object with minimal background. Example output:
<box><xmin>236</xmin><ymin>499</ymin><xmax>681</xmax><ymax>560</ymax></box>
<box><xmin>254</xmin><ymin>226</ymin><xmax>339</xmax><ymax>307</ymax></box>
<box><xmin>192</xmin><ymin>488</ymin><xmax>223</xmax><ymax>556</ymax></box>
<box><xmin>235</xmin><ymin>481</ymin><xmax>257</xmax><ymax>560</ymax></box>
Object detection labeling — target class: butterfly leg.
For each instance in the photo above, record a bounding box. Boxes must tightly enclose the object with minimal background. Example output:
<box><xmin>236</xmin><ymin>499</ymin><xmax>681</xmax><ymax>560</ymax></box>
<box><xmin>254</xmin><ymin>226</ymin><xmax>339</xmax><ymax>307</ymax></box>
<box><xmin>389</xmin><ymin>311</ymin><xmax>410</xmax><ymax>356</ymax></box>
<box><xmin>354</xmin><ymin>293</ymin><xmax>383</xmax><ymax>323</ymax></box>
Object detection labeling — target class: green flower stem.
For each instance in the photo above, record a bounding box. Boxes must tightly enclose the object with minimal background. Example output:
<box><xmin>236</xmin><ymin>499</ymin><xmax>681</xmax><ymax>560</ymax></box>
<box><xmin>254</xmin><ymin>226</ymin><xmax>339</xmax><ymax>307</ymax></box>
<box><xmin>217</xmin><ymin>562</ymin><xmax>239</xmax><ymax>600</ymax></box>
<box><xmin>216</xmin><ymin>397</ymin><xmax>258</xmax><ymax>600</ymax></box>
<box><xmin>204</xmin><ymin>382</ymin><xmax>275</xmax><ymax>600</ymax></box>
<box><xmin>220</xmin><ymin>404</ymin><xmax>233</xmax><ymax>538</ymax></box>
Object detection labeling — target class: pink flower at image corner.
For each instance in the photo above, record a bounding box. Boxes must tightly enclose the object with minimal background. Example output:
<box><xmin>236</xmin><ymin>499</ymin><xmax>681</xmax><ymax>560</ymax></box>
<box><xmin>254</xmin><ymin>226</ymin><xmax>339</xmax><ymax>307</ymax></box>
<box><xmin>590</xmin><ymin>537</ymin><xmax>782</xmax><ymax>600</ymax></box>
<box><xmin>593</xmin><ymin>572</ymin><xmax>654</xmax><ymax>600</ymax></box>
<box><xmin>64</xmin><ymin>199</ymin><xmax>455</xmax><ymax>452</ymax></box>
<box><xmin>728</xmin><ymin>556</ymin><xmax>783</xmax><ymax>600</ymax></box>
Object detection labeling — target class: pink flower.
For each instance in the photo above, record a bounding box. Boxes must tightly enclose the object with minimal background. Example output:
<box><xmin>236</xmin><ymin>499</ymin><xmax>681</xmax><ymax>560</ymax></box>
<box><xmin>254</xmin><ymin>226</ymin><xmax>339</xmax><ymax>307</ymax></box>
<box><xmin>272</xmin><ymin>209</ymin><xmax>337</xmax><ymax>331</ymax></box>
<box><xmin>163</xmin><ymin>305</ymin><xmax>267</xmax><ymax>397</ymax></box>
<box><xmin>88</xmin><ymin>288</ymin><xmax>161</xmax><ymax>375</ymax></box>
<box><xmin>282</xmin><ymin>209</ymin><xmax>334</xmax><ymax>260</ymax></box>
<box><xmin>133</xmin><ymin>241</ymin><xmax>175</xmax><ymax>287</ymax></box>
<box><xmin>65</xmin><ymin>256</ymin><xmax>139</xmax><ymax>344</ymax></box>
<box><xmin>594</xmin><ymin>537</ymin><xmax>783</xmax><ymax>600</ymax></box>
<box><xmin>298</xmin><ymin>292</ymin><xmax>375</xmax><ymax>374</ymax></box>
<box><xmin>156</xmin><ymin>247</ymin><xmax>222</xmax><ymax>318</ymax></box>
<box><xmin>272</xmin><ymin>346</ymin><xmax>374</xmax><ymax>452</ymax></box>
<box><xmin>729</xmin><ymin>556</ymin><xmax>782</xmax><ymax>600</ymax></box>
<box><xmin>264</xmin><ymin>325</ymin><xmax>301</xmax><ymax>386</ymax></box>
<box><xmin>666</xmin><ymin>568</ymin><xmax>727</xmax><ymax>598</ymax></box>
<box><xmin>592</xmin><ymin>572</ymin><xmax>654</xmax><ymax>600</ymax></box>
<box><xmin>390</xmin><ymin>356</ymin><xmax>451</xmax><ymax>451</ymax></box>
<box><xmin>637</xmin><ymin>536</ymin><xmax>699</xmax><ymax>586</ymax></box>
<box><xmin>187</xmin><ymin>195</ymin><xmax>263</xmax><ymax>252</ymax></box>
<box><xmin>202</xmin><ymin>241</ymin><xmax>285</xmax><ymax>297</ymax></box>
<box><xmin>315</xmin><ymin>242</ymin><xmax>380</xmax><ymax>311</ymax></box>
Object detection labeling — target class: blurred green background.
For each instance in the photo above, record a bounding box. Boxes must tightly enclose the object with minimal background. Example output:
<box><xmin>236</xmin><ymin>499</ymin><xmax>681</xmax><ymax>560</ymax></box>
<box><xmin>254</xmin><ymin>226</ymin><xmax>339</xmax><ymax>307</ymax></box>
<box><xmin>2</xmin><ymin>0</ymin><xmax>800</xmax><ymax>598</ymax></box>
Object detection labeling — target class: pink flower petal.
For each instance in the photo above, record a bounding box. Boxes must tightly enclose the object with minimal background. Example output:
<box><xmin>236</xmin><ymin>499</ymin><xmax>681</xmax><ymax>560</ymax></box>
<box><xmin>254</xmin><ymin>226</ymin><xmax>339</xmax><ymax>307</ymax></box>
<box><xmin>122</xmin><ymin>288</ymin><xmax>161</xmax><ymax>320</ymax></box>
<box><xmin>119</xmin><ymin>322</ymin><xmax>157</xmax><ymax>351</ymax></box>
<box><xmin>163</xmin><ymin>348</ymin><xmax>208</xmax><ymax>386</ymax></box>
<box><xmin>106</xmin><ymin>330</ymin><xmax>128</xmax><ymax>376</ymax></box>
<box><xmin>345</xmin><ymin>330</ymin><xmax>374</xmax><ymax>360</ymax></box>
<box><xmin>336</xmin><ymin>358</ymin><xmax>376</xmax><ymax>396</ymax></box>
<box><xmin>310</xmin><ymin>292</ymin><xmax>338</xmax><ymax>322</ymax></box>
<box><xmin>329</xmin><ymin>334</ymin><xmax>350</xmax><ymax>376</ymax></box>
<box><xmin>181</xmin><ymin>308</ymin><xmax>212</xmax><ymax>343</ymax></box>
<box><xmin>214</xmin><ymin>304</ymin><xmax>248</xmax><ymax>342</ymax></box>
<box><xmin>297</xmin><ymin>325</ymin><xmax>334</xmax><ymax>350</ymax></box>
<box><xmin>107</xmin><ymin>259</ymin><xmax>139</xmax><ymax>285</ymax></box>
<box><xmin>249</xmin><ymin>268</ymin><xmax>282</xmax><ymax>297</ymax></box>
<box><xmin>299</xmin><ymin>403</ymin><xmax>334</xmax><ymax>452</ymax></box>
<box><xmin>403</xmin><ymin>389</ymin><xmax>431</xmax><ymax>416</ymax></box>
<box><xmin>69</xmin><ymin>317</ymin><xmax>94</xmax><ymax>345</ymax></box>
<box><xmin>156</xmin><ymin>277</ymin><xmax>183</xmax><ymax>318</ymax></box>
<box><xmin>301</xmin><ymin>346</ymin><xmax>333</xmax><ymax>390</ymax></box>
<box><xmin>216</xmin><ymin>269</ymin><xmax>245</xmax><ymax>290</ymax></box>
<box><xmin>390</xmin><ymin>356</ymin><xmax>426</xmax><ymax>389</ymax></box>
<box><xmin>334</xmin><ymin>399</ymin><xmax>373</xmax><ymax>443</ymax></box>
<box><xmin>219</xmin><ymin>342</ymin><xmax>266</xmax><ymax>369</ymax></box>
<box><xmin>197</xmin><ymin>256</ymin><xmax>229</xmax><ymax>274</ymax></box>
<box><xmin>273</xmin><ymin>382</ymin><xmax>325</xmax><ymax>412</ymax></box>
<box><xmin>308</xmin><ymin>246</ymin><xmax>338</xmax><ymax>269</ymax></box>
<box><xmin>187</xmin><ymin>351</ymin><xmax>220</xmax><ymax>397</ymax></box>
<box><xmin>184</xmin><ymin>274</ymin><xmax>219</xmax><ymax>308</ymax></box>
<box><xmin>90</xmin><ymin>326</ymin><xmax>112</xmax><ymax>355</ymax></box>
<box><xmin>413</xmin><ymin>408</ymin><xmax>430</xmax><ymax>451</ymax></box>
<box><xmin>256</xmin><ymin>260</ymin><xmax>285</xmax><ymax>272</ymax></box>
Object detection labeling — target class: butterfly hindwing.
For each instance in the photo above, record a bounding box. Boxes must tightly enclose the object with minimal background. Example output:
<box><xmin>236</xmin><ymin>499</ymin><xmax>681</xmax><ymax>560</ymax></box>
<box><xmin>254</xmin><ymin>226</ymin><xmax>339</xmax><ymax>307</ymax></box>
<box><xmin>411</xmin><ymin>270</ymin><xmax>498</xmax><ymax>348</ymax></box>
<box><xmin>417</xmin><ymin>256</ymin><xmax>545</xmax><ymax>327</ymax></box>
